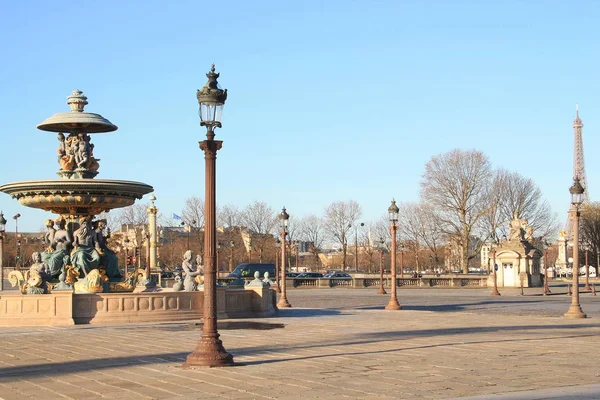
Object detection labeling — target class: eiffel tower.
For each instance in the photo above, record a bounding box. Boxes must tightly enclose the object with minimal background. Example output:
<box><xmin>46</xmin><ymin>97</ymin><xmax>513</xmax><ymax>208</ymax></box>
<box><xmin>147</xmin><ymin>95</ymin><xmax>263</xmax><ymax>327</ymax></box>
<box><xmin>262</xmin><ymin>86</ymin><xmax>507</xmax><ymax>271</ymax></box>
<box><xmin>565</xmin><ymin>104</ymin><xmax>589</xmax><ymax>237</ymax></box>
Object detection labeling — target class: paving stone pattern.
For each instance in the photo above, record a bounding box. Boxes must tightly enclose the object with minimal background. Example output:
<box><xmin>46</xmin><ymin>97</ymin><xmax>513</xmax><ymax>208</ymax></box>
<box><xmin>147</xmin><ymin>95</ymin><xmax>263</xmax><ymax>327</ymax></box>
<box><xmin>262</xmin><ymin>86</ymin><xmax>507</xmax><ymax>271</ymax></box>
<box><xmin>0</xmin><ymin>284</ymin><xmax>599</xmax><ymax>399</ymax></box>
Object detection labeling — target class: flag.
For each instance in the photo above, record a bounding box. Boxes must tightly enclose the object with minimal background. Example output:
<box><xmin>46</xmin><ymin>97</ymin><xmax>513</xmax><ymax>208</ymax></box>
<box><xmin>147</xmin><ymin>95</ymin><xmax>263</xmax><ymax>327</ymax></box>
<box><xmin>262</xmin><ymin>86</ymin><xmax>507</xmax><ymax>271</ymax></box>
<box><xmin>172</xmin><ymin>213</ymin><xmax>182</xmax><ymax>220</ymax></box>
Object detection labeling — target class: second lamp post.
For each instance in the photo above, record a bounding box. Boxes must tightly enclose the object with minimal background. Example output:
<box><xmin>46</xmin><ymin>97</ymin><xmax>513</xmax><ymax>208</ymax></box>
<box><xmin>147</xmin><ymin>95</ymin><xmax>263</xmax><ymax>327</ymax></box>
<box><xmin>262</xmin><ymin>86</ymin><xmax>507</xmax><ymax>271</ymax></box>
<box><xmin>277</xmin><ymin>207</ymin><xmax>291</xmax><ymax>308</ymax></box>
<box><xmin>385</xmin><ymin>199</ymin><xmax>401</xmax><ymax>310</ymax></box>
<box><xmin>565</xmin><ymin>177</ymin><xmax>586</xmax><ymax>318</ymax></box>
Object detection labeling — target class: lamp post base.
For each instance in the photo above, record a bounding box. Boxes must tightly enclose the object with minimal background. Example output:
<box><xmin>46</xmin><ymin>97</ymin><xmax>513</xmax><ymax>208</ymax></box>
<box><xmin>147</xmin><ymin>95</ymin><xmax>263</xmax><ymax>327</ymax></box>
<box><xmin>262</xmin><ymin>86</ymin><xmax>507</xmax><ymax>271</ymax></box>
<box><xmin>385</xmin><ymin>299</ymin><xmax>401</xmax><ymax>310</ymax></box>
<box><xmin>491</xmin><ymin>288</ymin><xmax>501</xmax><ymax>296</ymax></box>
<box><xmin>377</xmin><ymin>288</ymin><xmax>387</xmax><ymax>295</ymax></box>
<box><xmin>277</xmin><ymin>298</ymin><xmax>291</xmax><ymax>308</ymax></box>
<box><xmin>184</xmin><ymin>334</ymin><xmax>234</xmax><ymax>368</ymax></box>
<box><xmin>584</xmin><ymin>283</ymin><xmax>591</xmax><ymax>291</ymax></box>
<box><xmin>564</xmin><ymin>305</ymin><xmax>587</xmax><ymax>319</ymax></box>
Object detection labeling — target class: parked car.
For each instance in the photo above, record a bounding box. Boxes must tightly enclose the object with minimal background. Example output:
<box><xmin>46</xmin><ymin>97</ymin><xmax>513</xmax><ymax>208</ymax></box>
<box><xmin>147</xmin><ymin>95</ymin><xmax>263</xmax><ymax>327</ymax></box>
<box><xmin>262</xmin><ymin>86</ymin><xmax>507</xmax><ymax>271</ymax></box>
<box><xmin>226</xmin><ymin>263</ymin><xmax>276</xmax><ymax>279</ymax></box>
<box><xmin>286</xmin><ymin>272</ymin><xmax>300</xmax><ymax>278</ymax></box>
<box><xmin>295</xmin><ymin>272</ymin><xmax>324</xmax><ymax>278</ymax></box>
<box><xmin>324</xmin><ymin>272</ymin><xmax>352</xmax><ymax>279</ymax></box>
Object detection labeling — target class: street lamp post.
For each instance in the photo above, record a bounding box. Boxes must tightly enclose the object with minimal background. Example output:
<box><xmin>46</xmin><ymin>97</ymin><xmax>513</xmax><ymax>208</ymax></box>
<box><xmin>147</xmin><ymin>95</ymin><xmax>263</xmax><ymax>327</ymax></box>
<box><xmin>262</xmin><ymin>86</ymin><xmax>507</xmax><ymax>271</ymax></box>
<box><xmin>385</xmin><ymin>199</ymin><xmax>401</xmax><ymax>310</ymax></box>
<box><xmin>274</xmin><ymin>239</ymin><xmax>281</xmax><ymax>292</ymax></box>
<box><xmin>229</xmin><ymin>240</ymin><xmax>235</xmax><ymax>273</ymax></box>
<box><xmin>184</xmin><ymin>64</ymin><xmax>233</xmax><ymax>367</ymax></box>
<box><xmin>13</xmin><ymin>213</ymin><xmax>21</xmax><ymax>270</ymax></box>
<box><xmin>399</xmin><ymin>243</ymin><xmax>405</xmax><ymax>278</ymax></box>
<box><xmin>543</xmin><ymin>244</ymin><xmax>551</xmax><ymax>295</ymax></box>
<box><xmin>583</xmin><ymin>242</ymin><xmax>591</xmax><ymax>291</ymax></box>
<box><xmin>248</xmin><ymin>241</ymin><xmax>252</xmax><ymax>264</ymax></box>
<box><xmin>354</xmin><ymin>222</ymin><xmax>364</xmax><ymax>272</ymax></box>
<box><xmin>491</xmin><ymin>249</ymin><xmax>501</xmax><ymax>296</ymax></box>
<box><xmin>277</xmin><ymin>208</ymin><xmax>291</xmax><ymax>308</ymax></box>
<box><xmin>0</xmin><ymin>212</ymin><xmax>6</xmax><ymax>291</ymax></box>
<box><xmin>294</xmin><ymin>240</ymin><xmax>299</xmax><ymax>272</ymax></box>
<box><xmin>565</xmin><ymin>177</ymin><xmax>586</xmax><ymax>318</ymax></box>
<box><xmin>377</xmin><ymin>238</ymin><xmax>386</xmax><ymax>295</ymax></box>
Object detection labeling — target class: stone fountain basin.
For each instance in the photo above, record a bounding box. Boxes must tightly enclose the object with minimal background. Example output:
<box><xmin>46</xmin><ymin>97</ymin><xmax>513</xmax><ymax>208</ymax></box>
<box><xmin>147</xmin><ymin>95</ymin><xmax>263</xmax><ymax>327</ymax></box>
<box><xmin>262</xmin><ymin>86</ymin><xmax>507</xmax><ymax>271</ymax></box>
<box><xmin>0</xmin><ymin>179</ymin><xmax>153</xmax><ymax>216</ymax></box>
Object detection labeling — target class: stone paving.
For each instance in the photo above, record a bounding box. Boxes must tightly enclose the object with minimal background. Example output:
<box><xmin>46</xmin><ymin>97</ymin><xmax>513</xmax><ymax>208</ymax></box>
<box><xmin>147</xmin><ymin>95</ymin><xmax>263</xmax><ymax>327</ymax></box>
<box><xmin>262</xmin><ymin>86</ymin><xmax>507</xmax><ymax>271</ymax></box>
<box><xmin>0</xmin><ymin>284</ymin><xmax>599</xmax><ymax>399</ymax></box>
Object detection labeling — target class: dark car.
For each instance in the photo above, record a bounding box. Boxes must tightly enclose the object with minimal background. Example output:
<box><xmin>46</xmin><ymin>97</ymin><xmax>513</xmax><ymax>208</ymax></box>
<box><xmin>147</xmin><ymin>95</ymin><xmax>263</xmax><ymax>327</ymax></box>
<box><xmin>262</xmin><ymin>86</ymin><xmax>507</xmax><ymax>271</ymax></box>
<box><xmin>295</xmin><ymin>272</ymin><xmax>324</xmax><ymax>278</ymax></box>
<box><xmin>324</xmin><ymin>272</ymin><xmax>352</xmax><ymax>279</ymax></box>
<box><xmin>286</xmin><ymin>272</ymin><xmax>300</xmax><ymax>278</ymax></box>
<box><xmin>226</xmin><ymin>263</ymin><xmax>276</xmax><ymax>279</ymax></box>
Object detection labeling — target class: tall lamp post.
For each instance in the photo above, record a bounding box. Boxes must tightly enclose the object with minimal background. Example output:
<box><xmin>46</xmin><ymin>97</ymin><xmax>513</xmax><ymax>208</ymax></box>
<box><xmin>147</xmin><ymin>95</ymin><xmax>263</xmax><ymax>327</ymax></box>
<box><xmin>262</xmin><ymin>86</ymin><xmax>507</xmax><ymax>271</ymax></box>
<box><xmin>0</xmin><ymin>212</ymin><xmax>6</xmax><ymax>291</ymax></box>
<box><xmin>354</xmin><ymin>222</ymin><xmax>364</xmax><ymax>272</ymax></box>
<box><xmin>565</xmin><ymin>177</ymin><xmax>586</xmax><ymax>318</ymax></box>
<box><xmin>184</xmin><ymin>64</ymin><xmax>233</xmax><ymax>367</ymax></box>
<box><xmin>399</xmin><ymin>243</ymin><xmax>405</xmax><ymax>278</ymax></box>
<box><xmin>583</xmin><ymin>242</ymin><xmax>591</xmax><ymax>291</ymax></box>
<box><xmin>491</xmin><ymin>249</ymin><xmax>501</xmax><ymax>296</ymax></box>
<box><xmin>377</xmin><ymin>237</ymin><xmax>386</xmax><ymax>295</ymax></box>
<box><xmin>229</xmin><ymin>240</ymin><xmax>235</xmax><ymax>273</ymax></box>
<box><xmin>277</xmin><ymin>207</ymin><xmax>291</xmax><ymax>308</ymax></box>
<box><xmin>274</xmin><ymin>239</ymin><xmax>281</xmax><ymax>293</ymax></box>
<box><xmin>543</xmin><ymin>243</ymin><xmax>551</xmax><ymax>295</ymax></box>
<box><xmin>385</xmin><ymin>199</ymin><xmax>401</xmax><ymax>310</ymax></box>
<box><xmin>248</xmin><ymin>241</ymin><xmax>252</xmax><ymax>264</ymax></box>
<box><xmin>13</xmin><ymin>213</ymin><xmax>21</xmax><ymax>270</ymax></box>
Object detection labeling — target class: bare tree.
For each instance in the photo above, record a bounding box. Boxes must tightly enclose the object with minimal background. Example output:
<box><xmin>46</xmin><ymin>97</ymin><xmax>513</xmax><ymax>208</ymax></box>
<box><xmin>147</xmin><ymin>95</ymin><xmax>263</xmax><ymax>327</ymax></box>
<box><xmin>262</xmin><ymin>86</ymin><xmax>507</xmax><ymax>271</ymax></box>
<box><xmin>299</xmin><ymin>214</ymin><xmax>326</xmax><ymax>269</ymax></box>
<box><xmin>421</xmin><ymin>149</ymin><xmax>492</xmax><ymax>273</ymax></box>
<box><xmin>324</xmin><ymin>200</ymin><xmax>362</xmax><ymax>271</ymax></box>
<box><xmin>414</xmin><ymin>203</ymin><xmax>445</xmax><ymax>272</ymax></box>
<box><xmin>217</xmin><ymin>204</ymin><xmax>243</xmax><ymax>229</ymax></box>
<box><xmin>243</xmin><ymin>201</ymin><xmax>277</xmax><ymax>263</ymax></box>
<box><xmin>398</xmin><ymin>202</ymin><xmax>424</xmax><ymax>273</ymax></box>
<box><xmin>115</xmin><ymin>203</ymin><xmax>149</xmax><ymax>227</ymax></box>
<box><xmin>498</xmin><ymin>170</ymin><xmax>559</xmax><ymax>240</ymax></box>
<box><xmin>580</xmin><ymin>202</ymin><xmax>600</xmax><ymax>269</ymax></box>
<box><xmin>182</xmin><ymin>196</ymin><xmax>204</xmax><ymax>228</ymax></box>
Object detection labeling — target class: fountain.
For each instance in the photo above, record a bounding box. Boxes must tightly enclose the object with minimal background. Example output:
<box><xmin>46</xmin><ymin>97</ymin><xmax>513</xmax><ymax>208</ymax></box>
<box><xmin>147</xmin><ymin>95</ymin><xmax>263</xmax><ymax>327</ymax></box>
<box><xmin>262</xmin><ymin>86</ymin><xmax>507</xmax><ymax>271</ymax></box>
<box><xmin>0</xmin><ymin>89</ymin><xmax>276</xmax><ymax>326</ymax></box>
<box><xmin>0</xmin><ymin>90</ymin><xmax>153</xmax><ymax>294</ymax></box>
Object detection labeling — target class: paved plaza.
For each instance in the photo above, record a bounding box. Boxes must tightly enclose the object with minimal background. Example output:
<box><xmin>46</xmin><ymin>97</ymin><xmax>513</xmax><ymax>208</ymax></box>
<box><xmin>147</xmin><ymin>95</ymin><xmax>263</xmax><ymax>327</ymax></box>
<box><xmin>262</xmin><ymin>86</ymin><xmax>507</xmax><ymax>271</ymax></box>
<box><xmin>0</xmin><ymin>283</ymin><xmax>599</xmax><ymax>399</ymax></box>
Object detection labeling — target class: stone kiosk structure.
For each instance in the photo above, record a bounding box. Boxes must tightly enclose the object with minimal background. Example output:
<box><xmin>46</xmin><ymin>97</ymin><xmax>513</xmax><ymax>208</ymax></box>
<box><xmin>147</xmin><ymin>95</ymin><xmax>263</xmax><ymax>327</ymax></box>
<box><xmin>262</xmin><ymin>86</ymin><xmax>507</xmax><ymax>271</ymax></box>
<box><xmin>489</xmin><ymin>213</ymin><xmax>543</xmax><ymax>288</ymax></box>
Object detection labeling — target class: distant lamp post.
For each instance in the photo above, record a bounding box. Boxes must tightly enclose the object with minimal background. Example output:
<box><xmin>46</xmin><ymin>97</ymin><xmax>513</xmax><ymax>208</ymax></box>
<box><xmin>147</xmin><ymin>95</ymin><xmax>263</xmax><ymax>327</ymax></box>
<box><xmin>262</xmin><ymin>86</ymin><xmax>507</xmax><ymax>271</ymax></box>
<box><xmin>543</xmin><ymin>242</ymin><xmax>551</xmax><ymax>295</ymax></box>
<box><xmin>377</xmin><ymin>237</ymin><xmax>386</xmax><ymax>295</ymax></box>
<box><xmin>491</xmin><ymin>249</ymin><xmax>501</xmax><ymax>296</ymax></box>
<box><xmin>385</xmin><ymin>199</ymin><xmax>401</xmax><ymax>310</ymax></box>
<box><xmin>277</xmin><ymin>207</ymin><xmax>291</xmax><ymax>308</ymax></box>
<box><xmin>274</xmin><ymin>239</ymin><xmax>281</xmax><ymax>293</ymax></box>
<box><xmin>399</xmin><ymin>243</ymin><xmax>405</xmax><ymax>278</ymax></box>
<box><xmin>565</xmin><ymin>177</ymin><xmax>586</xmax><ymax>318</ymax></box>
<box><xmin>248</xmin><ymin>241</ymin><xmax>252</xmax><ymax>264</ymax></box>
<box><xmin>583</xmin><ymin>242</ymin><xmax>591</xmax><ymax>291</ymax></box>
<box><xmin>229</xmin><ymin>240</ymin><xmax>235</xmax><ymax>273</ymax></box>
<box><xmin>184</xmin><ymin>64</ymin><xmax>233</xmax><ymax>367</ymax></box>
<box><xmin>354</xmin><ymin>222</ymin><xmax>364</xmax><ymax>272</ymax></box>
<box><xmin>0</xmin><ymin>211</ymin><xmax>6</xmax><ymax>291</ymax></box>
<box><xmin>13</xmin><ymin>213</ymin><xmax>21</xmax><ymax>269</ymax></box>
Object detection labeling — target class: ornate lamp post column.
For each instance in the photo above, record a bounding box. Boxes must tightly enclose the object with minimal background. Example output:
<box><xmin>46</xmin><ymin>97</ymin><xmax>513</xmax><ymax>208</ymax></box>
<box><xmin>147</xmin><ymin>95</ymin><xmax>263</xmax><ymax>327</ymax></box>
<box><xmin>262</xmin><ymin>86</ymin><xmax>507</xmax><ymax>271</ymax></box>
<box><xmin>385</xmin><ymin>199</ymin><xmax>401</xmax><ymax>310</ymax></box>
<box><xmin>491</xmin><ymin>249</ymin><xmax>501</xmax><ymax>296</ymax></box>
<box><xmin>229</xmin><ymin>240</ymin><xmax>235</xmax><ymax>273</ymax></box>
<box><xmin>13</xmin><ymin>213</ymin><xmax>21</xmax><ymax>270</ymax></box>
<box><xmin>146</xmin><ymin>194</ymin><xmax>160</xmax><ymax>283</ymax></box>
<box><xmin>277</xmin><ymin>207</ymin><xmax>291</xmax><ymax>308</ymax></box>
<box><xmin>248</xmin><ymin>241</ymin><xmax>252</xmax><ymax>263</ymax></box>
<box><xmin>274</xmin><ymin>239</ymin><xmax>281</xmax><ymax>293</ymax></box>
<box><xmin>565</xmin><ymin>177</ymin><xmax>586</xmax><ymax>318</ymax></box>
<box><xmin>184</xmin><ymin>64</ymin><xmax>233</xmax><ymax>367</ymax></box>
<box><xmin>354</xmin><ymin>222</ymin><xmax>364</xmax><ymax>272</ymax></box>
<box><xmin>399</xmin><ymin>243</ymin><xmax>405</xmax><ymax>278</ymax></box>
<box><xmin>543</xmin><ymin>244</ymin><xmax>551</xmax><ymax>295</ymax></box>
<box><xmin>0</xmin><ymin>212</ymin><xmax>6</xmax><ymax>291</ymax></box>
<box><xmin>583</xmin><ymin>242</ymin><xmax>591</xmax><ymax>291</ymax></box>
<box><xmin>377</xmin><ymin>237</ymin><xmax>386</xmax><ymax>295</ymax></box>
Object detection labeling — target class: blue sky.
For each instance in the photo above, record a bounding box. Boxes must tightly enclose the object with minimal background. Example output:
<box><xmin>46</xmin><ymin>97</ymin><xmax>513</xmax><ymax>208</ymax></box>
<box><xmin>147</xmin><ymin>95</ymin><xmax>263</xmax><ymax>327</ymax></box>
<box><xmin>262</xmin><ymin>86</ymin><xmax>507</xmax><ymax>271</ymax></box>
<box><xmin>1</xmin><ymin>0</ymin><xmax>599</xmax><ymax>232</ymax></box>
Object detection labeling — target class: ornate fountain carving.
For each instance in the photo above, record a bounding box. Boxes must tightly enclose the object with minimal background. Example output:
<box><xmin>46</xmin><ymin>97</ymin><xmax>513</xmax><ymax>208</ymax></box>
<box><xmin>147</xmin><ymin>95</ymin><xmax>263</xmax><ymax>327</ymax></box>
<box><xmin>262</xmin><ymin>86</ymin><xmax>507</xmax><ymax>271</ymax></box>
<box><xmin>0</xmin><ymin>90</ymin><xmax>153</xmax><ymax>294</ymax></box>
